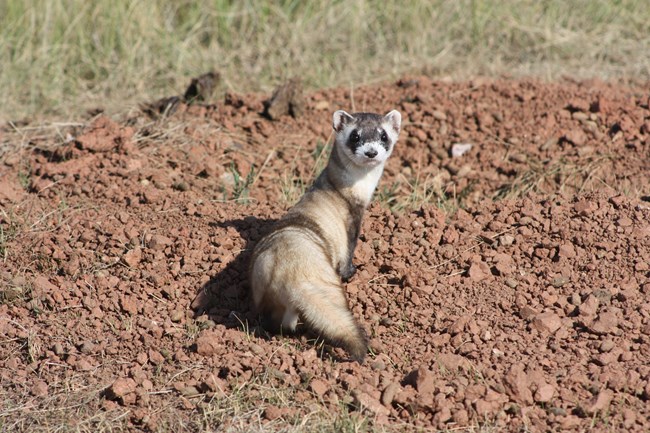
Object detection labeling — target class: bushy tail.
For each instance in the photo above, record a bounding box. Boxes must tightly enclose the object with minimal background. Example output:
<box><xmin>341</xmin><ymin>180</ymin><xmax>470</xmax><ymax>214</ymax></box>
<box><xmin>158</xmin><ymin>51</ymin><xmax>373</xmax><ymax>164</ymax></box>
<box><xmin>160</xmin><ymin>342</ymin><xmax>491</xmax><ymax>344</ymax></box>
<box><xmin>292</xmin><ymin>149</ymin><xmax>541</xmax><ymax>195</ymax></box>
<box><xmin>294</xmin><ymin>282</ymin><xmax>368</xmax><ymax>362</ymax></box>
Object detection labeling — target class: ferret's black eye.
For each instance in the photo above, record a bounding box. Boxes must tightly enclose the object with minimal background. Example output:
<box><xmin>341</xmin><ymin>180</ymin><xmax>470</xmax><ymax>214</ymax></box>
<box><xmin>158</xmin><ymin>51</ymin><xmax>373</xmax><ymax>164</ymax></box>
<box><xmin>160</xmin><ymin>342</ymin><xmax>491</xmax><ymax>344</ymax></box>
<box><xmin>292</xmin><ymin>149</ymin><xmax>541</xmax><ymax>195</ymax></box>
<box><xmin>381</xmin><ymin>131</ymin><xmax>388</xmax><ymax>142</ymax></box>
<box><xmin>350</xmin><ymin>130</ymin><xmax>360</xmax><ymax>143</ymax></box>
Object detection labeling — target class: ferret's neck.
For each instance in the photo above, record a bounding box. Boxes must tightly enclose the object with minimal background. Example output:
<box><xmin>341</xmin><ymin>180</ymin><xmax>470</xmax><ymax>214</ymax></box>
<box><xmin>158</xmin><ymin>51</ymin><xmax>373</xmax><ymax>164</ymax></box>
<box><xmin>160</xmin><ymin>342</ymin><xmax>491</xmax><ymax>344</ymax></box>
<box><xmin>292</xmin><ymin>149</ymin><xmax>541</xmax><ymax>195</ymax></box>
<box><xmin>323</xmin><ymin>144</ymin><xmax>386</xmax><ymax>207</ymax></box>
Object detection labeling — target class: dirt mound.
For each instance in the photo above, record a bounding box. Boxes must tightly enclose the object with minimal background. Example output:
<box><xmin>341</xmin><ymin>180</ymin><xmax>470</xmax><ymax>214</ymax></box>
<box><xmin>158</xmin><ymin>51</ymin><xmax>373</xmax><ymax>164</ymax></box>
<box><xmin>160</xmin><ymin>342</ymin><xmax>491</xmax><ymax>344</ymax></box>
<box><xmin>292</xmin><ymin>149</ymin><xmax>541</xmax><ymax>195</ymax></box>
<box><xmin>1</xmin><ymin>77</ymin><xmax>649</xmax><ymax>432</ymax></box>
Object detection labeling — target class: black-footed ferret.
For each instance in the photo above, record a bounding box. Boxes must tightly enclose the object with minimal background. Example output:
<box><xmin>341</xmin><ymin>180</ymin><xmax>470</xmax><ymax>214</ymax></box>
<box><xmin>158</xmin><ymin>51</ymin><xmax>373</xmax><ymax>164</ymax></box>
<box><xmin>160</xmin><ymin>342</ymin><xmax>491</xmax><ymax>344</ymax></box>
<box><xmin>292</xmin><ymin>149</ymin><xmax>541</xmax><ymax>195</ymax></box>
<box><xmin>249</xmin><ymin>109</ymin><xmax>401</xmax><ymax>362</ymax></box>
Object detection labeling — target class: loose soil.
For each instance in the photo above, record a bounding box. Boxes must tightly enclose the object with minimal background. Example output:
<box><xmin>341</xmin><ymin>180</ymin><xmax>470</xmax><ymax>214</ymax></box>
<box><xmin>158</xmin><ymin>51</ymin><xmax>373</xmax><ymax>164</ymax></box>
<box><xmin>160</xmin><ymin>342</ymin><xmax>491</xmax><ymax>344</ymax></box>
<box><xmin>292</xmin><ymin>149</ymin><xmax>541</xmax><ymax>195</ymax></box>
<box><xmin>1</xmin><ymin>76</ymin><xmax>649</xmax><ymax>432</ymax></box>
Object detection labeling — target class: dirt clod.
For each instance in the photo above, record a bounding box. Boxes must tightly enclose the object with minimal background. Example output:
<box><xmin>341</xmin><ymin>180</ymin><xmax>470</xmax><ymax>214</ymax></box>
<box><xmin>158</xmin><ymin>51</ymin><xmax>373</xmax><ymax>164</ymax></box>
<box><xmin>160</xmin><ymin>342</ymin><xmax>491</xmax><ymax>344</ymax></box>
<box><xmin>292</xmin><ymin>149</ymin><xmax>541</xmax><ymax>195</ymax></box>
<box><xmin>531</xmin><ymin>312</ymin><xmax>563</xmax><ymax>334</ymax></box>
<box><xmin>263</xmin><ymin>78</ymin><xmax>305</xmax><ymax>119</ymax></box>
<box><xmin>183</xmin><ymin>72</ymin><xmax>220</xmax><ymax>104</ymax></box>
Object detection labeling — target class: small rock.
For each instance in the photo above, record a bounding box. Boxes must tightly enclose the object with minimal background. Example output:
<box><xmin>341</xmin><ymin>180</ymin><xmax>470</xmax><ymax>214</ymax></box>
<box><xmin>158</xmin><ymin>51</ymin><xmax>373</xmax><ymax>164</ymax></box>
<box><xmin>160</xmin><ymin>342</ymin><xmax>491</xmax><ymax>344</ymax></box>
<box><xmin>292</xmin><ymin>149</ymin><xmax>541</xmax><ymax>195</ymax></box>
<box><xmin>519</xmin><ymin>306</ymin><xmax>537</xmax><ymax>321</ymax></box>
<box><xmin>352</xmin><ymin>390</ymin><xmax>389</xmax><ymax>416</ymax></box>
<box><xmin>574</xmin><ymin>199</ymin><xmax>597</xmax><ymax>216</ymax></box>
<box><xmin>437</xmin><ymin>353</ymin><xmax>471</xmax><ymax>371</ymax></box>
<box><xmin>588</xmin><ymin>311</ymin><xmax>618</xmax><ymax>335</ymax></box>
<box><xmin>147</xmin><ymin>235</ymin><xmax>172</xmax><ymax>251</ymax></box>
<box><xmin>120</xmin><ymin>296</ymin><xmax>138</xmax><ymax>315</ymax></box>
<box><xmin>123</xmin><ymin>248</ymin><xmax>142</xmax><ymax>267</ymax></box>
<box><xmin>474</xmin><ymin>398</ymin><xmax>500</xmax><ymax>416</ymax></box>
<box><xmin>179</xmin><ymin>386</ymin><xmax>200</xmax><ymax>397</ymax></box>
<box><xmin>451</xmin><ymin>143</ymin><xmax>473</xmax><ymax>158</ymax></box>
<box><xmin>593</xmin><ymin>289</ymin><xmax>612</xmax><ymax>305</ymax></box>
<box><xmin>264</xmin><ymin>405</ymin><xmax>283</xmax><ymax>421</ymax></box>
<box><xmin>452</xmin><ymin>409</ymin><xmax>469</xmax><ymax>425</ymax></box>
<box><xmin>136</xmin><ymin>352</ymin><xmax>148</xmax><ymax>365</ymax></box>
<box><xmin>31</xmin><ymin>380</ymin><xmax>49</xmax><ymax>397</ymax></box>
<box><xmin>148</xmin><ymin>349</ymin><xmax>165</xmax><ymax>365</ymax></box>
<box><xmin>617</xmin><ymin>217</ymin><xmax>633</xmax><ymax>227</ymax></box>
<box><xmin>448</xmin><ymin>315</ymin><xmax>470</xmax><ymax>335</ymax></box>
<box><xmin>53</xmin><ymin>343</ymin><xmax>64</xmax><ymax>356</ymax></box>
<box><xmin>79</xmin><ymin>341</ymin><xmax>95</xmax><ymax>355</ymax></box>
<box><xmin>499</xmin><ymin>234</ymin><xmax>515</xmax><ymax>246</ymax></box>
<box><xmin>531</xmin><ymin>312</ymin><xmax>562</xmax><ymax>334</ymax></box>
<box><xmin>593</xmin><ymin>351</ymin><xmax>619</xmax><ymax>366</ymax></box>
<box><xmin>551</xmin><ymin>276</ymin><xmax>570</xmax><ymax>287</ymax></box>
<box><xmin>564</xmin><ymin>129</ymin><xmax>587</xmax><ymax>146</ymax></box>
<box><xmin>534</xmin><ymin>383</ymin><xmax>555</xmax><ymax>403</ymax></box>
<box><xmin>381</xmin><ymin>383</ymin><xmax>400</xmax><ymax>406</ymax></box>
<box><xmin>504</xmin><ymin>364</ymin><xmax>533</xmax><ymax>405</ymax></box>
<box><xmin>432</xmin><ymin>110</ymin><xmax>447</xmax><ymax>121</ymax></box>
<box><xmin>559</xmin><ymin>415</ymin><xmax>583</xmax><ymax>429</ymax></box>
<box><xmin>195</xmin><ymin>331</ymin><xmax>222</xmax><ymax>356</ymax></box>
<box><xmin>263</xmin><ymin>78</ymin><xmax>305</xmax><ymax>119</ymax></box>
<box><xmin>467</xmin><ymin>261</ymin><xmax>490</xmax><ymax>282</ymax></box>
<box><xmin>586</xmin><ymin>389</ymin><xmax>613</xmax><ymax>415</ymax></box>
<box><xmin>33</xmin><ymin>275</ymin><xmax>58</xmax><ymax>293</ymax></box>
<box><xmin>492</xmin><ymin>348</ymin><xmax>505</xmax><ymax>357</ymax></box>
<box><xmin>579</xmin><ymin>295</ymin><xmax>599</xmax><ymax>316</ymax></box>
<box><xmin>170</xmin><ymin>310</ymin><xmax>184</xmax><ymax>322</ymax></box>
<box><xmin>106</xmin><ymin>378</ymin><xmax>137</xmax><ymax>403</ymax></box>
<box><xmin>557</xmin><ymin>243</ymin><xmax>576</xmax><ymax>259</ymax></box>
<box><xmin>75</xmin><ymin>358</ymin><xmax>94</xmax><ymax>371</ymax></box>
<box><xmin>505</xmin><ymin>278</ymin><xmax>519</xmax><ymax>288</ymax></box>
<box><xmin>309</xmin><ymin>379</ymin><xmax>328</xmax><ymax>397</ymax></box>
<box><xmin>622</xmin><ymin>408</ymin><xmax>637</xmax><ymax>429</ymax></box>
<box><xmin>404</xmin><ymin>365</ymin><xmax>435</xmax><ymax>394</ymax></box>
<box><xmin>599</xmin><ymin>339</ymin><xmax>615</xmax><ymax>353</ymax></box>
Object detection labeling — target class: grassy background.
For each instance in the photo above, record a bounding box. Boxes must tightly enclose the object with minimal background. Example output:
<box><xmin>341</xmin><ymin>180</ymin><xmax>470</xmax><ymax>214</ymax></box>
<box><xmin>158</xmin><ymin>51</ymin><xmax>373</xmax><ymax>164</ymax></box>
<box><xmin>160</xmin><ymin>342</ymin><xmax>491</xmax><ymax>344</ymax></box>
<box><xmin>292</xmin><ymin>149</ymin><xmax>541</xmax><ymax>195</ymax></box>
<box><xmin>1</xmin><ymin>0</ymin><xmax>649</xmax><ymax>120</ymax></box>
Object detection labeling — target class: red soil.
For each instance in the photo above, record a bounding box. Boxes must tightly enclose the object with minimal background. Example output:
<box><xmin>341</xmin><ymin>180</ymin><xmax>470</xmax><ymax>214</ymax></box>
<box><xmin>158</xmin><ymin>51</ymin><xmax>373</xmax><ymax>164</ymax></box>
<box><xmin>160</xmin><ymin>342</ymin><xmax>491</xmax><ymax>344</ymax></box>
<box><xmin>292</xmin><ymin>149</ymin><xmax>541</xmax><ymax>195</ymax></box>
<box><xmin>1</xmin><ymin>76</ymin><xmax>649</xmax><ymax>432</ymax></box>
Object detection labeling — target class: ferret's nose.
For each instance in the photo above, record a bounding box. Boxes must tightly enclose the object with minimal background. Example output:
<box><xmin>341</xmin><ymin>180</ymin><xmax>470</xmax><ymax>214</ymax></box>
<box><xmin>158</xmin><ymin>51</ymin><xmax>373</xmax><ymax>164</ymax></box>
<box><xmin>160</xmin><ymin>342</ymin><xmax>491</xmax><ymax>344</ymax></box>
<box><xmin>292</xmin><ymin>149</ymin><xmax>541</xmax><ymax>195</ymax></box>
<box><xmin>365</xmin><ymin>149</ymin><xmax>378</xmax><ymax>158</ymax></box>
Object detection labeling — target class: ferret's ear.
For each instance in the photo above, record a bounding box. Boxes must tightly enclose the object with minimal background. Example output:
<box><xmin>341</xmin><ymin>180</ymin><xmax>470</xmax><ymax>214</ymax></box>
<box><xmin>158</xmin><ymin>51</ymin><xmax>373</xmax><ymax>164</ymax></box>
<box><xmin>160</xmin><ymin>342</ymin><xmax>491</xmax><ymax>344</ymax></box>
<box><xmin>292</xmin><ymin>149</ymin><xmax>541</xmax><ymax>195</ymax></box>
<box><xmin>333</xmin><ymin>110</ymin><xmax>354</xmax><ymax>132</ymax></box>
<box><xmin>383</xmin><ymin>110</ymin><xmax>401</xmax><ymax>135</ymax></box>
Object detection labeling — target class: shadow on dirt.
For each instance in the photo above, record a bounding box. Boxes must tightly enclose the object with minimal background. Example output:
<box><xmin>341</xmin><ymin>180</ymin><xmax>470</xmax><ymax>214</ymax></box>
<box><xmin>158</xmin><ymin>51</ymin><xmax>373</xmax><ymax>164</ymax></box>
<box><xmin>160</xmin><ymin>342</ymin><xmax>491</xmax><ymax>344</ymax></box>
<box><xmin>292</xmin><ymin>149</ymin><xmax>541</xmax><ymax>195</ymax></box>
<box><xmin>191</xmin><ymin>215</ymin><xmax>277</xmax><ymax>329</ymax></box>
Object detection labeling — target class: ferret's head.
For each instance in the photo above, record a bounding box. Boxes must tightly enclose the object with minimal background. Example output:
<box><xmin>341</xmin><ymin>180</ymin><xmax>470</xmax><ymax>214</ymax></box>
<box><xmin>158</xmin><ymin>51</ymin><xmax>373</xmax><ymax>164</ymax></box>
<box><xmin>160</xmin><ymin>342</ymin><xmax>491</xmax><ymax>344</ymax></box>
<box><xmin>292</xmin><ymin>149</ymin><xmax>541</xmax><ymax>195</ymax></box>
<box><xmin>332</xmin><ymin>110</ymin><xmax>401</xmax><ymax>168</ymax></box>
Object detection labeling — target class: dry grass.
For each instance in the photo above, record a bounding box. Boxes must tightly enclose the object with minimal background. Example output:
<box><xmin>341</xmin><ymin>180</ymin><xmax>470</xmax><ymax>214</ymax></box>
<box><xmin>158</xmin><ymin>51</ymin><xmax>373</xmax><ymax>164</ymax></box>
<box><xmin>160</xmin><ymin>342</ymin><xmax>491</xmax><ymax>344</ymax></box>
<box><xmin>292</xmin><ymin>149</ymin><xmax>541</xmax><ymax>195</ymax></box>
<box><xmin>1</xmin><ymin>1</ymin><xmax>649</xmax><ymax>120</ymax></box>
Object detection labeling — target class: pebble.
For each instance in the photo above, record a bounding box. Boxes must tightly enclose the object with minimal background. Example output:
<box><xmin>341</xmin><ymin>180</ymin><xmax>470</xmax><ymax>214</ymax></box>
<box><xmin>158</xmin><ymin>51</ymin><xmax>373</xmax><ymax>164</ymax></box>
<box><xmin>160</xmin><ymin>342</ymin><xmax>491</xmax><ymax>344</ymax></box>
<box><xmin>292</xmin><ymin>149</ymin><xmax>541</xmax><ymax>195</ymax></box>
<box><xmin>147</xmin><ymin>235</ymin><xmax>173</xmax><ymax>251</ymax></box>
<box><xmin>106</xmin><ymin>378</ymin><xmax>137</xmax><ymax>402</ymax></box>
<box><xmin>504</xmin><ymin>364</ymin><xmax>533</xmax><ymax>405</ymax></box>
<box><xmin>534</xmin><ymin>383</ymin><xmax>555</xmax><ymax>403</ymax></box>
<box><xmin>309</xmin><ymin>379</ymin><xmax>328</xmax><ymax>397</ymax></box>
<box><xmin>467</xmin><ymin>261</ymin><xmax>490</xmax><ymax>282</ymax></box>
<box><xmin>404</xmin><ymin>366</ymin><xmax>435</xmax><ymax>394</ymax></box>
<box><xmin>579</xmin><ymin>295</ymin><xmax>599</xmax><ymax>316</ymax></box>
<box><xmin>122</xmin><ymin>247</ymin><xmax>142</xmax><ymax>267</ymax></box>
<box><xmin>531</xmin><ymin>312</ymin><xmax>562</xmax><ymax>334</ymax></box>
<box><xmin>170</xmin><ymin>310</ymin><xmax>184</xmax><ymax>322</ymax></box>
<box><xmin>451</xmin><ymin>143</ymin><xmax>473</xmax><ymax>158</ymax></box>
<box><xmin>195</xmin><ymin>331</ymin><xmax>222</xmax><ymax>356</ymax></box>
<box><xmin>264</xmin><ymin>405</ymin><xmax>283</xmax><ymax>421</ymax></box>
<box><xmin>588</xmin><ymin>310</ymin><xmax>619</xmax><ymax>335</ymax></box>
<box><xmin>432</xmin><ymin>110</ymin><xmax>447</xmax><ymax>121</ymax></box>
<box><xmin>352</xmin><ymin>390</ymin><xmax>389</xmax><ymax>416</ymax></box>
<box><xmin>381</xmin><ymin>383</ymin><xmax>400</xmax><ymax>407</ymax></box>
<box><xmin>599</xmin><ymin>339</ymin><xmax>615</xmax><ymax>353</ymax></box>
<box><xmin>564</xmin><ymin>129</ymin><xmax>588</xmax><ymax>146</ymax></box>
<box><xmin>79</xmin><ymin>341</ymin><xmax>95</xmax><ymax>355</ymax></box>
<box><xmin>586</xmin><ymin>389</ymin><xmax>613</xmax><ymax>415</ymax></box>
<box><xmin>31</xmin><ymin>380</ymin><xmax>49</xmax><ymax>397</ymax></box>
